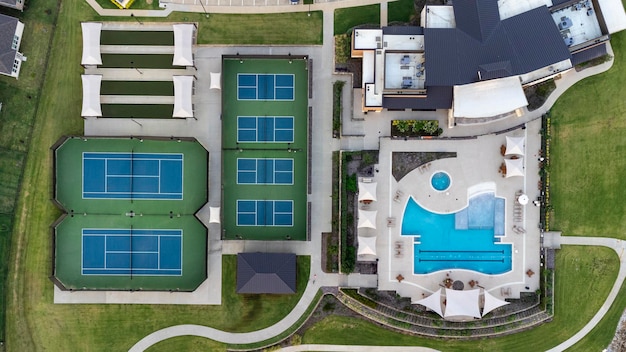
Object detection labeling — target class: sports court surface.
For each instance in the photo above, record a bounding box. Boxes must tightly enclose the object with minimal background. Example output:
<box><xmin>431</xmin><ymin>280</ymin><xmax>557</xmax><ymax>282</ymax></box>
<box><xmin>53</xmin><ymin>137</ymin><xmax>208</xmax><ymax>291</ymax></box>
<box><xmin>222</xmin><ymin>57</ymin><xmax>308</xmax><ymax>240</ymax></box>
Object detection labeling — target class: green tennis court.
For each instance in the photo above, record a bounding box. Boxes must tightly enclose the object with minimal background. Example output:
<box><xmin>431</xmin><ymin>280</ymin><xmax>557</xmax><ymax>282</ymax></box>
<box><xmin>222</xmin><ymin>57</ymin><xmax>309</xmax><ymax>240</ymax></box>
<box><xmin>55</xmin><ymin>214</ymin><xmax>206</xmax><ymax>291</ymax></box>
<box><xmin>53</xmin><ymin>137</ymin><xmax>209</xmax><ymax>291</ymax></box>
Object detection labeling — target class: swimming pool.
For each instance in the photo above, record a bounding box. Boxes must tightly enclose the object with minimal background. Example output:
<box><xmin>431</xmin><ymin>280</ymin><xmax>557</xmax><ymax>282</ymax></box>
<box><xmin>402</xmin><ymin>193</ymin><xmax>511</xmax><ymax>274</ymax></box>
<box><xmin>431</xmin><ymin>171</ymin><xmax>451</xmax><ymax>191</ymax></box>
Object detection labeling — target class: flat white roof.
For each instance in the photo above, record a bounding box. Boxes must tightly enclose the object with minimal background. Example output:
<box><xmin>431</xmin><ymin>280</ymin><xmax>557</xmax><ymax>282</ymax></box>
<box><xmin>362</xmin><ymin>50</ymin><xmax>375</xmax><ymax>85</ymax></box>
<box><xmin>353</xmin><ymin>29</ymin><xmax>382</xmax><ymax>50</ymax></box>
<box><xmin>551</xmin><ymin>1</ymin><xmax>603</xmax><ymax>48</ymax></box>
<box><xmin>453</xmin><ymin>76</ymin><xmax>528</xmax><ymax>118</ymax></box>
<box><xmin>597</xmin><ymin>0</ymin><xmax>626</xmax><ymax>34</ymax></box>
<box><xmin>383</xmin><ymin>34</ymin><xmax>424</xmax><ymax>51</ymax></box>
<box><xmin>497</xmin><ymin>0</ymin><xmax>552</xmax><ymax>20</ymax></box>
<box><xmin>384</xmin><ymin>52</ymin><xmax>425</xmax><ymax>90</ymax></box>
<box><xmin>424</xmin><ymin>5</ymin><xmax>456</xmax><ymax>28</ymax></box>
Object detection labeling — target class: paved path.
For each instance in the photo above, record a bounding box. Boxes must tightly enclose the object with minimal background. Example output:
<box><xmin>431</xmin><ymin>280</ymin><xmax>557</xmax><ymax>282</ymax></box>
<box><xmin>279</xmin><ymin>345</ymin><xmax>440</xmax><ymax>352</ymax></box>
<box><xmin>547</xmin><ymin>236</ymin><xmax>626</xmax><ymax>352</ymax></box>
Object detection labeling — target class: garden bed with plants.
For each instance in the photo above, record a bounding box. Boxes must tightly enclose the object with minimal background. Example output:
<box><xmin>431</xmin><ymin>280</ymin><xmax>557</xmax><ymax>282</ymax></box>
<box><xmin>390</xmin><ymin>119</ymin><xmax>442</xmax><ymax>138</ymax></box>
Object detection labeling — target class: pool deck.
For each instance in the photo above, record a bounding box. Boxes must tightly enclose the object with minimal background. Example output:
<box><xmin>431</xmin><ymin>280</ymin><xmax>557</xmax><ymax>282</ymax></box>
<box><xmin>363</xmin><ymin>119</ymin><xmax>542</xmax><ymax>303</ymax></box>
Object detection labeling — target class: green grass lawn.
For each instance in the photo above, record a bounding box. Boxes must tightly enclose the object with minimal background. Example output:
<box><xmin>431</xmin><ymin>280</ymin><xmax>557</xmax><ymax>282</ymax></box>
<box><xmin>388</xmin><ymin>0</ymin><xmax>416</xmax><ymax>24</ymax></box>
<box><xmin>334</xmin><ymin>4</ymin><xmax>380</xmax><ymax>35</ymax></box>
<box><xmin>549</xmin><ymin>31</ymin><xmax>626</xmax><ymax>239</ymax></box>
<box><xmin>302</xmin><ymin>246</ymin><xmax>618</xmax><ymax>351</ymax></box>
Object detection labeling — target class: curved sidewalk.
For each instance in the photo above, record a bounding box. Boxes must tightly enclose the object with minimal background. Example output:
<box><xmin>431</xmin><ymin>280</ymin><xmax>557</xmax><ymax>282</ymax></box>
<box><xmin>547</xmin><ymin>236</ymin><xmax>626</xmax><ymax>352</ymax></box>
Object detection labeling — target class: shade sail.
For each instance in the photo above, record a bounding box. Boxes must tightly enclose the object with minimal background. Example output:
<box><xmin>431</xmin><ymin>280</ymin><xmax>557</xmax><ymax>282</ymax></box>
<box><xmin>357</xmin><ymin>235</ymin><xmax>377</xmax><ymax>256</ymax></box>
<box><xmin>81</xmin><ymin>22</ymin><xmax>102</xmax><ymax>65</ymax></box>
<box><xmin>357</xmin><ymin>209</ymin><xmax>377</xmax><ymax>229</ymax></box>
<box><xmin>173</xmin><ymin>24</ymin><xmax>194</xmax><ymax>66</ymax></box>
<box><xmin>210</xmin><ymin>72</ymin><xmax>221</xmax><ymax>90</ymax></box>
<box><xmin>358</xmin><ymin>181</ymin><xmax>377</xmax><ymax>202</ymax></box>
<box><xmin>415</xmin><ymin>288</ymin><xmax>443</xmax><ymax>317</ymax></box>
<box><xmin>505</xmin><ymin>136</ymin><xmax>525</xmax><ymax>156</ymax></box>
<box><xmin>453</xmin><ymin>76</ymin><xmax>528</xmax><ymax>118</ymax></box>
<box><xmin>444</xmin><ymin>288</ymin><xmax>481</xmax><ymax>318</ymax></box>
<box><xmin>482</xmin><ymin>290</ymin><xmax>510</xmax><ymax>317</ymax></box>
<box><xmin>209</xmin><ymin>207</ymin><xmax>220</xmax><ymax>224</ymax></box>
<box><xmin>505</xmin><ymin>158</ymin><xmax>524</xmax><ymax>178</ymax></box>
<box><xmin>173</xmin><ymin>76</ymin><xmax>194</xmax><ymax>118</ymax></box>
<box><xmin>81</xmin><ymin>75</ymin><xmax>102</xmax><ymax>117</ymax></box>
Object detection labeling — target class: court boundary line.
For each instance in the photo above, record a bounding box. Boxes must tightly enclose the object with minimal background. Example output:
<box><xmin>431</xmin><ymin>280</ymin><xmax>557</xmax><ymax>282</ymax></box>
<box><xmin>81</xmin><ymin>228</ymin><xmax>184</xmax><ymax>277</ymax></box>
<box><xmin>236</xmin><ymin>116</ymin><xmax>295</xmax><ymax>143</ymax></box>
<box><xmin>236</xmin><ymin>73</ymin><xmax>295</xmax><ymax>102</ymax></box>
<box><xmin>236</xmin><ymin>157</ymin><xmax>295</xmax><ymax>185</ymax></box>
<box><xmin>236</xmin><ymin>199</ymin><xmax>294</xmax><ymax>227</ymax></box>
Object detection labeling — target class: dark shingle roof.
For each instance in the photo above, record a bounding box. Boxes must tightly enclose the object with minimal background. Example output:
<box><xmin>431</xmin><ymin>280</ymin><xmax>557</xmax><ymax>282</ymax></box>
<box><xmin>383</xmin><ymin>86</ymin><xmax>453</xmax><ymax>110</ymax></box>
<box><xmin>0</xmin><ymin>14</ymin><xmax>18</xmax><ymax>75</ymax></box>
<box><xmin>236</xmin><ymin>253</ymin><xmax>296</xmax><ymax>294</ymax></box>
<box><xmin>0</xmin><ymin>0</ymin><xmax>19</xmax><ymax>7</ymax></box>
<box><xmin>424</xmin><ymin>5</ymin><xmax>571</xmax><ymax>86</ymax></box>
<box><xmin>453</xmin><ymin>0</ymin><xmax>501</xmax><ymax>42</ymax></box>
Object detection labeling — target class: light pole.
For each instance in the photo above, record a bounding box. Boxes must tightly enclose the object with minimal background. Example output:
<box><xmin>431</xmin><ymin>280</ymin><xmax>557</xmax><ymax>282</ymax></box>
<box><xmin>130</xmin><ymin>13</ymin><xmax>143</xmax><ymax>25</ymax></box>
<box><xmin>199</xmin><ymin>0</ymin><xmax>209</xmax><ymax>18</ymax></box>
<box><xmin>130</xmin><ymin>61</ymin><xmax>143</xmax><ymax>74</ymax></box>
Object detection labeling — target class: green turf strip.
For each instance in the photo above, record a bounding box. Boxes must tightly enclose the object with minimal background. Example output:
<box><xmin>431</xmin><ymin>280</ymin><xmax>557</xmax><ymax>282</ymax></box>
<box><xmin>100</xmin><ymin>54</ymin><xmax>176</xmax><ymax>69</ymax></box>
<box><xmin>100</xmin><ymin>81</ymin><xmax>174</xmax><ymax>96</ymax></box>
<box><xmin>100</xmin><ymin>31</ymin><xmax>174</xmax><ymax>46</ymax></box>
<box><xmin>101</xmin><ymin>104</ymin><xmax>174</xmax><ymax>118</ymax></box>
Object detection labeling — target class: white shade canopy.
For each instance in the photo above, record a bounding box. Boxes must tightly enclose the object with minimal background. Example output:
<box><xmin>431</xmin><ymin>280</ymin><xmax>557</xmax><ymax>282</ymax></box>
<box><xmin>173</xmin><ymin>24</ymin><xmax>194</xmax><ymax>66</ymax></box>
<box><xmin>209</xmin><ymin>207</ymin><xmax>220</xmax><ymax>224</ymax></box>
<box><xmin>81</xmin><ymin>22</ymin><xmax>102</xmax><ymax>65</ymax></box>
<box><xmin>597</xmin><ymin>0</ymin><xmax>626</xmax><ymax>34</ymax></box>
<box><xmin>173</xmin><ymin>76</ymin><xmax>194</xmax><ymax>118</ymax></box>
<box><xmin>358</xmin><ymin>181</ymin><xmax>377</xmax><ymax>202</ymax></box>
<box><xmin>444</xmin><ymin>288</ymin><xmax>481</xmax><ymax>319</ymax></box>
<box><xmin>357</xmin><ymin>209</ymin><xmax>377</xmax><ymax>229</ymax></box>
<box><xmin>357</xmin><ymin>235</ymin><xmax>377</xmax><ymax>256</ymax></box>
<box><xmin>482</xmin><ymin>290</ymin><xmax>510</xmax><ymax>317</ymax></box>
<box><xmin>453</xmin><ymin>76</ymin><xmax>528</xmax><ymax>118</ymax></box>
<box><xmin>210</xmin><ymin>72</ymin><xmax>221</xmax><ymax>90</ymax></box>
<box><xmin>81</xmin><ymin>75</ymin><xmax>102</xmax><ymax>117</ymax></box>
<box><xmin>518</xmin><ymin>194</ymin><xmax>529</xmax><ymax>205</ymax></box>
<box><xmin>415</xmin><ymin>288</ymin><xmax>443</xmax><ymax>317</ymax></box>
<box><xmin>505</xmin><ymin>136</ymin><xmax>525</xmax><ymax>156</ymax></box>
<box><xmin>505</xmin><ymin>158</ymin><xmax>524</xmax><ymax>178</ymax></box>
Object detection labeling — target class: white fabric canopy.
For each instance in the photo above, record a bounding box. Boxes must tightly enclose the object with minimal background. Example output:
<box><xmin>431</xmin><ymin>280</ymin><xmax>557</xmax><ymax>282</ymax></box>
<box><xmin>505</xmin><ymin>136</ymin><xmax>525</xmax><ymax>156</ymax></box>
<box><xmin>81</xmin><ymin>22</ymin><xmax>102</xmax><ymax>65</ymax></box>
<box><xmin>357</xmin><ymin>209</ymin><xmax>377</xmax><ymax>229</ymax></box>
<box><xmin>210</xmin><ymin>72</ymin><xmax>221</xmax><ymax>90</ymax></box>
<box><xmin>453</xmin><ymin>76</ymin><xmax>528</xmax><ymax>118</ymax></box>
<box><xmin>597</xmin><ymin>0</ymin><xmax>626</xmax><ymax>34</ymax></box>
<box><xmin>357</xmin><ymin>235</ymin><xmax>377</xmax><ymax>256</ymax></box>
<box><xmin>209</xmin><ymin>207</ymin><xmax>220</xmax><ymax>224</ymax></box>
<box><xmin>173</xmin><ymin>24</ymin><xmax>194</xmax><ymax>66</ymax></box>
<box><xmin>482</xmin><ymin>290</ymin><xmax>510</xmax><ymax>317</ymax></box>
<box><xmin>415</xmin><ymin>288</ymin><xmax>443</xmax><ymax>317</ymax></box>
<box><xmin>81</xmin><ymin>75</ymin><xmax>102</xmax><ymax>117</ymax></box>
<box><xmin>358</xmin><ymin>182</ymin><xmax>377</xmax><ymax>202</ymax></box>
<box><xmin>505</xmin><ymin>158</ymin><xmax>524</xmax><ymax>178</ymax></box>
<box><xmin>173</xmin><ymin>76</ymin><xmax>194</xmax><ymax>118</ymax></box>
<box><xmin>444</xmin><ymin>288</ymin><xmax>481</xmax><ymax>318</ymax></box>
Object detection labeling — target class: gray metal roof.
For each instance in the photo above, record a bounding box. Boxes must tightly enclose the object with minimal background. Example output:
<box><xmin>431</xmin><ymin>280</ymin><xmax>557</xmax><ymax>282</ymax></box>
<box><xmin>382</xmin><ymin>26</ymin><xmax>424</xmax><ymax>35</ymax></box>
<box><xmin>0</xmin><ymin>14</ymin><xmax>18</xmax><ymax>75</ymax></box>
<box><xmin>0</xmin><ymin>0</ymin><xmax>19</xmax><ymax>7</ymax></box>
<box><xmin>236</xmin><ymin>252</ymin><xmax>296</xmax><ymax>294</ymax></box>
<box><xmin>424</xmin><ymin>5</ymin><xmax>572</xmax><ymax>86</ymax></box>
<box><xmin>383</xmin><ymin>86</ymin><xmax>453</xmax><ymax>110</ymax></box>
<box><xmin>571</xmin><ymin>43</ymin><xmax>607</xmax><ymax>65</ymax></box>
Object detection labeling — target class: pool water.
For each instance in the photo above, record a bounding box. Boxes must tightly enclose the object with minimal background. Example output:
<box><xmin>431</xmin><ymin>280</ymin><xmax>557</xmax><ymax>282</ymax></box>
<box><xmin>431</xmin><ymin>172</ymin><xmax>451</xmax><ymax>191</ymax></box>
<box><xmin>402</xmin><ymin>193</ymin><xmax>511</xmax><ymax>274</ymax></box>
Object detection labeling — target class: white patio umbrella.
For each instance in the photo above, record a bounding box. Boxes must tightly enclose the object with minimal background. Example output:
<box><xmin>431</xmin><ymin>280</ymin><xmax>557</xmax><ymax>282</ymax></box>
<box><xmin>357</xmin><ymin>235</ymin><xmax>377</xmax><ymax>256</ymax></box>
<box><xmin>505</xmin><ymin>136</ymin><xmax>525</xmax><ymax>156</ymax></box>
<box><xmin>358</xmin><ymin>181</ymin><xmax>377</xmax><ymax>202</ymax></box>
<box><xmin>357</xmin><ymin>209</ymin><xmax>377</xmax><ymax>229</ymax></box>
<box><xmin>505</xmin><ymin>158</ymin><xmax>524</xmax><ymax>178</ymax></box>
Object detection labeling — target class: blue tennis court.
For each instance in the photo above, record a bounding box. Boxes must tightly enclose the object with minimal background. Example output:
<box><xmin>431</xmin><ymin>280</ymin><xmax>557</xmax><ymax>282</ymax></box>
<box><xmin>82</xmin><ymin>152</ymin><xmax>183</xmax><ymax>200</ymax></box>
<box><xmin>237</xmin><ymin>116</ymin><xmax>294</xmax><ymax>143</ymax></box>
<box><xmin>82</xmin><ymin>228</ymin><xmax>182</xmax><ymax>276</ymax></box>
<box><xmin>237</xmin><ymin>74</ymin><xmax>294</xmax><ymax>100</ymax></box>
<box><xmin>237</xmin><ymin>200</ymin><xmax>293</xmax><ymax>226</ymax></box>
<box><xmin>237</xmin><ymin>158</ymin><xmax>293</xmax><ymax>185</ymax></box>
